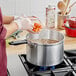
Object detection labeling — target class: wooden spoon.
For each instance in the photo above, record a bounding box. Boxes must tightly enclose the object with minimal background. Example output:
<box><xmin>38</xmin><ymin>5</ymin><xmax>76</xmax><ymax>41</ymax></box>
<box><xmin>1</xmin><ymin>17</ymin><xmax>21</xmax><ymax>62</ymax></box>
<box><xmin>63</xmin><ymin>0</ymin><xmax>70</xmax><ymax>15</ymax></box>
<box><xmin>63</xmin><ymin>0</ymin><xmax>67</xmax><ymax>3</ymax></box>
<box><xmin>57</xmin><ymin>1</ymin><xmax>66</xmax><ymax>15</ymax></box>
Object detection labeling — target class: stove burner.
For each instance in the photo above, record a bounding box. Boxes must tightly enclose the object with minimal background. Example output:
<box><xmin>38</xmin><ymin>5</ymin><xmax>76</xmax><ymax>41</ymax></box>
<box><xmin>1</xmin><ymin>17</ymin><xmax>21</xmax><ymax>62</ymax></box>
<box><xmin>39</xmin><ymin>66</ymin><xmax>48</xmax><ymax>71</ymax></box>
<box><xmin>50</xmin><ymin>66</ymin><xmax>55</xmax><ymax>70</ymax></box>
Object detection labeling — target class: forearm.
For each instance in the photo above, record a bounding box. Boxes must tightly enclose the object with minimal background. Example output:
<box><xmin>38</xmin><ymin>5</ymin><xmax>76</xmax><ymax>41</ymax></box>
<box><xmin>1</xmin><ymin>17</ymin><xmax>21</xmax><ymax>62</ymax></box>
<box><xmin>4</xmin><ymin>22</ymin><xmax>18</xmax><ymax>38</ymax></box>
<box><xmin>3</xmin><ymin>16</ymin><xmax>14</xmax><ymax>24</ymax></box>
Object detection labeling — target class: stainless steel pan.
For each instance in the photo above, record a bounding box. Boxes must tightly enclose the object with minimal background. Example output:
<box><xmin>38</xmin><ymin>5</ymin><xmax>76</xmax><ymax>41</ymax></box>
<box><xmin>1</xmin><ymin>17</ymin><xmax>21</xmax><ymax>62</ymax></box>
<box><xmin>9</xmin><ymin>29</ymin><xmax>64</xmax><ymax>66</ymax></box>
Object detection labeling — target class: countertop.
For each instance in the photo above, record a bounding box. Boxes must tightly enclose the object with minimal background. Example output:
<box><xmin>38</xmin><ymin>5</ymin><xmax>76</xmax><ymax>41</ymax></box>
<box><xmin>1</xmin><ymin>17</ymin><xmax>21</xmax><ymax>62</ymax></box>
<box><xmin>6</xmin><ymin>29</ymin><xmax>76</xmax><ymax>55</ymax></box>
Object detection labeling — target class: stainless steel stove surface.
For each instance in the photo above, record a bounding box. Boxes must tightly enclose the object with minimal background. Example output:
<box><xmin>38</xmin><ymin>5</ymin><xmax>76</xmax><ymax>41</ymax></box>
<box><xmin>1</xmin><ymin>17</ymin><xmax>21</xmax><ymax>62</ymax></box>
<box><xmin>7</xmin><ymin>50</ymin><xmax>76</xmax><ymax>76</ymax></box>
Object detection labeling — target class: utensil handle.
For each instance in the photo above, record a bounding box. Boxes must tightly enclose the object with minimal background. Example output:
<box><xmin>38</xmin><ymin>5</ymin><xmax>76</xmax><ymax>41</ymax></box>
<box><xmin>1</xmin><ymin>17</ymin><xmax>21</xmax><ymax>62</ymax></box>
<box><xmin>63</xmin><ymin>0</ymin><xmax>70</xmax><ymax>15</ymax></box>
<box><xmin>67</xmin><ymin>1</ymin><xmax>76</xmax><ymax>14</ymax></box>
<box><xmin>9</xmin><ymin>39</ymin><xmax>28</xmax><ymax>45</ymax></box>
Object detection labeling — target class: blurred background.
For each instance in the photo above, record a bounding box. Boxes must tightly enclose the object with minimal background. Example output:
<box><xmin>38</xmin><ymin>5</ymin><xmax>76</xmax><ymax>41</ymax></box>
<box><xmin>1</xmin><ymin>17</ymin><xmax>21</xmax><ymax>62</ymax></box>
<box><xmin>0</xmin><ymin>0</ymin><xmax>76</xmax><ymax>23</ymax></box>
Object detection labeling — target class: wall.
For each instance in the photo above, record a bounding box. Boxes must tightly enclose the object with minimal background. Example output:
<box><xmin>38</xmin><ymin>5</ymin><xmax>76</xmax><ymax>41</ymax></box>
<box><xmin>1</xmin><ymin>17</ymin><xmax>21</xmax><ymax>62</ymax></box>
<box><xmin>0</xmin><ymin>0</ymin><xmax>76</xmax><ymax>23</ymax></box>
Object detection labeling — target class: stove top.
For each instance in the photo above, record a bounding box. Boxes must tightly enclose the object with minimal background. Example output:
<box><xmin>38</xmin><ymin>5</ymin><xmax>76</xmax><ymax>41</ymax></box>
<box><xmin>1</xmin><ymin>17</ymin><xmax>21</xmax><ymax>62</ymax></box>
<box><xmin>7</xmin><ymin>51</ymin><xmax>76</xmax><ymax>76</ymax></box>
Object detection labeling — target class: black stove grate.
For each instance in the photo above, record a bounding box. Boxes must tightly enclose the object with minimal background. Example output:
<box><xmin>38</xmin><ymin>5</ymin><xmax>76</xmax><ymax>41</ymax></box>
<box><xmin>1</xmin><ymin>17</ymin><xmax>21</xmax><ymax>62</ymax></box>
<box><xmin>19</xmin><ymin>52</ymin><xmax>76</xmax><ymax>76</ymax></box>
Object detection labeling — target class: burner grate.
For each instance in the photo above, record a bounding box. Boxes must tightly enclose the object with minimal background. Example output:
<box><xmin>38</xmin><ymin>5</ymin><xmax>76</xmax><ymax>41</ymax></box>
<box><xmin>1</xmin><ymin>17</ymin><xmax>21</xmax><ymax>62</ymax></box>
<box><xmin>19</xmin><ymin>54</ymin><xmax>75</xmax><ymax>76</ymax></box>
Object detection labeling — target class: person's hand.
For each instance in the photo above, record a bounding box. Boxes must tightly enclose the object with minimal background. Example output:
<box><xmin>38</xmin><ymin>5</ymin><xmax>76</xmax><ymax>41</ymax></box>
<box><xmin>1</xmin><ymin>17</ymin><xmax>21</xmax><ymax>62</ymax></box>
<box><xmin>14</xmin><ymin>16</ymin><xmax>42</xmax><ymax>33</ymax></box>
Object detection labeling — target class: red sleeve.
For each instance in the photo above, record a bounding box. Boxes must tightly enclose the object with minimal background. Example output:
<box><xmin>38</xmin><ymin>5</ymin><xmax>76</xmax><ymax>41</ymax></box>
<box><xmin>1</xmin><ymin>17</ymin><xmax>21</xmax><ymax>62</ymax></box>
<box><xmin>0</xmin><ymin>26</ymin><xmax>7</xmax><ymax>40</ymax></box>
<box><xmin>0</xmin><ymin>8</ymin><xmax>6</xmax><ymax>40</ymax></box>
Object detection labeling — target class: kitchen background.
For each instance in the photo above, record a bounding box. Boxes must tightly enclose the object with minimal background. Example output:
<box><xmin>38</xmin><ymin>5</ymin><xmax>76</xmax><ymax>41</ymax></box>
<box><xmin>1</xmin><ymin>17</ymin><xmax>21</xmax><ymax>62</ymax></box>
<box><xmin>0</xmin><ymin>0</ymin><xmax>76</xmax><ymax>23</ymax></box>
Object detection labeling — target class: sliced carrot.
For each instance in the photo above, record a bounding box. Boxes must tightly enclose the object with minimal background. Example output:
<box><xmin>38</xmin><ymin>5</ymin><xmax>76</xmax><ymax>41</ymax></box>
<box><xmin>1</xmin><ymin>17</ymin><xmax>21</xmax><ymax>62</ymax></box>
<box><xmin>32</xmin><ymin>23</ymin><xmax>42</xmax><ymax>32</ymax></box>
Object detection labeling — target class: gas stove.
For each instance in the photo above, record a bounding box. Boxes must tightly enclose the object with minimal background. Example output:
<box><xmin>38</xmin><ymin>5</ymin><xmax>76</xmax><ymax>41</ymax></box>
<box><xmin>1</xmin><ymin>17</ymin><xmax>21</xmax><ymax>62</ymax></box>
<box><xmin>7</xmin><ymin>51</ymin><xmax>76</xmax><ymax>76</ymax></box>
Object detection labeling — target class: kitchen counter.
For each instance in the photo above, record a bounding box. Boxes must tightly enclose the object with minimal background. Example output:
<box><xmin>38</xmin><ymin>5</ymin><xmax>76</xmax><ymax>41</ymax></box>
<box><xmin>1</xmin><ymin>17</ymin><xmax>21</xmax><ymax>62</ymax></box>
<box><xmin>59</xmin><ymin>29</ymin><xmax>76</xmax><ymax>51</ymax></box>
<box><xmin>6</xmin><ymin>29</ymin><xmax>76</xmax><ymax>55</ymax></box>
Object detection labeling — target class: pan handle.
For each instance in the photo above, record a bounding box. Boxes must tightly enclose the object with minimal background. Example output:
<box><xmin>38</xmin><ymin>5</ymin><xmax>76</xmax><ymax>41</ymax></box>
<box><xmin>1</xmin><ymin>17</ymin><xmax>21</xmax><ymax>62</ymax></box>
<box><xmin>9</xmin><ymin>39</ymin><xmax>28</xmax><ymax>45</ymax></box>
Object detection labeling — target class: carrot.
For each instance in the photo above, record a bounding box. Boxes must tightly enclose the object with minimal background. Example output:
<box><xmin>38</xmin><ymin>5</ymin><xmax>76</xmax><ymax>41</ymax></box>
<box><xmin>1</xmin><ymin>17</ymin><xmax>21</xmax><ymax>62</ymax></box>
<box><xmin>32</xmin><ymin>23</ymin><xmax>42</xmax><ymax>32</ymax></box>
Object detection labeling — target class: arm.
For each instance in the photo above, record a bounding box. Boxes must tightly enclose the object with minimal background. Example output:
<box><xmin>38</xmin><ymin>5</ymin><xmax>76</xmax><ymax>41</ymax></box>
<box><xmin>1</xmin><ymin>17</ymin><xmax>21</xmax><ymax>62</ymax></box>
<box><xmin>4</xmin><ymin>16</ymin><xmax>42</xmax><ymax>39</ymax></box>
<box><xmin>3</xmin><ymin>16</ymin><xmax>14</xmax><ymax>24</ymax></box>
<box><xmin>4</xmin><ymin>22</ymin><xmax>18</xmax><ymax>38</ymax></box>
